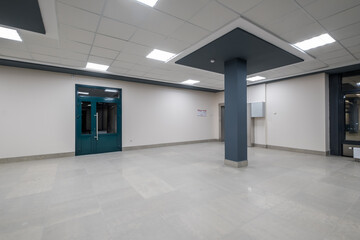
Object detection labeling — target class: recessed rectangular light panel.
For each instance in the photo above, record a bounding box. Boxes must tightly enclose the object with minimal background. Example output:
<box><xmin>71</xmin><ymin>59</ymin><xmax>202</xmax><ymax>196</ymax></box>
<box><xmin>146</xmin><ymin>49</ymin><xmax>176</xmax><ymax>62</ymax></box>
<box><xmin>293</xmin><ymin>34</ymin><xmax>335</xmax><ymax>51</ymax></box>
<box><xmin>247</xmin><ymin>76</ymin><xmax>265</xmax><ymax>81</ymax></box>
<box><xmin>136</xmin><ymin>0</ymin><xmax>158</xmax><ymax>7</ymax></box>
<box><xmin>86</xmin><ymin>62</ymin><xmax>109</xmax><ymax>71</ymax></box>
<box><xmin>182</xmin><ymin>79</ymin><xmax>200</xmax><ymax>85</ymax></box>
<box><xmin>0</xmin><ymin>26</ymin><xmax>22</xmax><ymax>41</ymax></box>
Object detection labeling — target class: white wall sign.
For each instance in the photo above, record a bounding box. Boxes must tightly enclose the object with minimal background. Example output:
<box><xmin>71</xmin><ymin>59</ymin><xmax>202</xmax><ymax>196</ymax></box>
<box><xmin>197</xmin><ymin>109</ymin><xmax>207</xmax><ymax>117</ymax></box>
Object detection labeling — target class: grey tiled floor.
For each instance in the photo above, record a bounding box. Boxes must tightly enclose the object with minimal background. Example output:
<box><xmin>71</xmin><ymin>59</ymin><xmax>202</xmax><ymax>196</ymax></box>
<box><xmin>1</xmin><ymin>142</ymin><xmax>360</xmax><ymax>240</ymax></box>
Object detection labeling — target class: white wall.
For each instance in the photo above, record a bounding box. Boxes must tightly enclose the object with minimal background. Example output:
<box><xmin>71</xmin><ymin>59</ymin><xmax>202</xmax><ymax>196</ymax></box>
<box><xmin>0</xmin><ymin>66</ymin><xmax>217</xmax><ymax>159</ymax></box>
<box><xmin>214</xmin><ymin>73</ymin><xmax>330</xmax><ymax>153</ymax></box>
<box><xmin>266</xmin><ymin>73</ymin><xmax>328</xmax><ymax>152</ymax></box>
<box><xmin>247</xmin><ymin>84</ymin><xmax>267</xmax><ymax>145</ymax></box>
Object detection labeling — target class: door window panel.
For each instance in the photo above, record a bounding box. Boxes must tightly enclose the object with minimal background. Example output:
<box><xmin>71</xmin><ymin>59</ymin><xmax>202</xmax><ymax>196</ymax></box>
<box><xmin>345</xmin><ymin>94</ymin><xmax>360</xmax><ymax>141</ymax></box>
<box><xmin>77</xmin><ymin>87</ymin><xmax>120</xmax><ymax>98</ymax></box>
<box><xmin>81</xmin><ymin>101</ymin><xmax>92</xmax><ymax>134</ymax></box>
<box><xmin>97</xmin><ymin>102</ymin><xmax>117</xmax><ymax>134</ymax></box>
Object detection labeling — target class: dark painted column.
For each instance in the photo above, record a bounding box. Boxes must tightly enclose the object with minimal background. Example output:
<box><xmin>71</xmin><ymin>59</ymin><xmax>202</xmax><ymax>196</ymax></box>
<box><xmin>224</xmin><ymin>58</ymin><xmax>248</xmax><ymax>167</ymax></box>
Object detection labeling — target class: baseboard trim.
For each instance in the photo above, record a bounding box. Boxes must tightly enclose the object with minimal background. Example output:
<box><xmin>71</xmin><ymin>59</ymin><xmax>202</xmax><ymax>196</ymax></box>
<box><xmin>0</xmin><ymin>152</ymin><xmax>75</xmax><ymax>164</ymax></box>
<box><xmin>253</xmin><ymin>144</ymin><xmax>267</xmax><ymax>148</ymax></box>
<box><xmin>123</xmin><ymin>139</ymin><xmax>219</xmax><ymax>151</ymax></box>
<box><xmin>265</xmin><ymin>145</ymin><xmax>328</xmax><ymax>156</ymax></box>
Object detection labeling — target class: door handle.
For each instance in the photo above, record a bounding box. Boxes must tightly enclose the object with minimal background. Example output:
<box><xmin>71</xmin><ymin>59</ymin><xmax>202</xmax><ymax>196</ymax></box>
<box><xmin>94</xmin><ymin>113</ymin><xmax>99</xmax><ymax>140</ymax></box>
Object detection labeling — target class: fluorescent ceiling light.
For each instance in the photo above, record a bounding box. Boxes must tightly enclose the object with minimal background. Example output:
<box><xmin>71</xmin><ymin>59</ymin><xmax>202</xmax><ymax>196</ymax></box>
<box><xmin>78</xmin><ymin>91</ymin><xmax>89</xmax><ymax>95</ymax></box>
<box><xmin>105</xmin><ymin>89</ymin><xmax>118</xmax><ymax>93</ymax></box>
<box><xmin>135</xmin><ymin>0</ymin><xmax>158</xmax><ymax>7</ymax></box>
<box><xmin>247</xmin><ymin>76</ymin><xmax>265</xmax><ymax>81</ymax></box>
<box><xmin>146</xmin><ymin>49</ymin><xmax>176</xmax><ymax>62</ymax></box>
<box><xmin>293</xmin><ymin>34</ymin><xmax>335</xmax><ymax>51</ymax></box>
<box><xmin>182</xmin><ymin>79</ymin><xmax>200</xmax><ymax>85</ymax></box>
<box><xmin>86</xmin><ymin>62</ymin><xmax>109</xmax><ymax>71</ymax></box>
<box><xmin>0</xmin><ymin>26</ymin><xmax>22</xmax><ymax>42</ymax></box>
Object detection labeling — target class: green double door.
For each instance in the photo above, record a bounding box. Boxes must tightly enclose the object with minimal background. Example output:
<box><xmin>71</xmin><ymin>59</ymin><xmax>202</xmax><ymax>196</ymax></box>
<box><xmin>76</xmin><ymin>85</ymin><xmax>122</xmax><ymax>155</ymax></box>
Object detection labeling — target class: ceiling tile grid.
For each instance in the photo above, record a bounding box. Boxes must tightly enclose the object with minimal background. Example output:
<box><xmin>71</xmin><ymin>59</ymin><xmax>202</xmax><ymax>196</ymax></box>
<box><xmin>0</xmin><ymin>0</ymin><xmax>360</xmax><ymax>90</ymax></box>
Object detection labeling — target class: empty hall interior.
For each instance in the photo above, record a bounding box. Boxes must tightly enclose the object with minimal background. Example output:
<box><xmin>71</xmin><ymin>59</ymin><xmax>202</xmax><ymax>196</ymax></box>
<box><xmin>1</xmin><ymin>0</ymin><xmax>360</xmax><ymax>239</ymax></box>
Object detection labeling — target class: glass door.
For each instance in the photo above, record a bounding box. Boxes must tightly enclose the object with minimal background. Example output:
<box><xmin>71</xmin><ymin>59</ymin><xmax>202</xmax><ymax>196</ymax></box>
<box><xmin>76</xmin><ymin>85</ymin><xmax>122</xmax><ymax>155</ymax></box>
<box><xmin>341</xmin><ymin>74</ymin><xmax>360</xmax><ymax>157</ymax></box>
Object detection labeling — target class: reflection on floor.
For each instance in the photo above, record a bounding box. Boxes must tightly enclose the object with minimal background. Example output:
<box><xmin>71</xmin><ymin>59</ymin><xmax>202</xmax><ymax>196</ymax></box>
<box><xmin>0</xmin><ymin>142</ymin><xmax>360</xmax><ymax>240</ymax></box>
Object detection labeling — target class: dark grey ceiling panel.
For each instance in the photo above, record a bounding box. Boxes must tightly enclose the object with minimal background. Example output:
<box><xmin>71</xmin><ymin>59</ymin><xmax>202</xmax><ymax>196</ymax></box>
<box><xmin>0</xmin><ymin>0</ymin><xmax>45</xmax><ymax>34</ymax></box>
<box><xmin>176</xmin><ymin>28</ymin><xmax>303</xmax><ymax>75</ymax></box>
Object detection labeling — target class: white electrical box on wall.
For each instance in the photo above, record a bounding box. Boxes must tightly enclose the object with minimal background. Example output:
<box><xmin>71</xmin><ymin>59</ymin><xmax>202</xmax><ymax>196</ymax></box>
<box><xmin>353</xmin><ymin>147</ymin><xmax>360</xmax><ymax>161</ymax></box>
<box><xmin>251</xmin><ymin>102</ymin><xmax>265</xmax><ymax>118</ymax></box>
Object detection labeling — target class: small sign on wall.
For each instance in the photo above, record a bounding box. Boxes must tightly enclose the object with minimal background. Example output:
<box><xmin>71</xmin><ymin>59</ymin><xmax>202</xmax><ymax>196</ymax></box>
<box><xmin>197</xmin><ymin>109</ymin><xmax>207</xmax><ymax>117</ymax></box>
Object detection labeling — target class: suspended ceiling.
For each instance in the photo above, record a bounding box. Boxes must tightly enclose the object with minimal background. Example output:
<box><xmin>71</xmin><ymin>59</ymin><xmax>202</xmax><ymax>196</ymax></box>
<box><xmin>0</xmin><ymin>0</ymin><xmax>360</xmax><ymax>90</ymax></box>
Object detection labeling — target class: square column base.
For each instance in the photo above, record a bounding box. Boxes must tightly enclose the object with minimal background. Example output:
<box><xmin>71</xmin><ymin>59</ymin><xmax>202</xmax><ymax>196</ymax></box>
<box><xmin>224</xmin><ymin>159</ymin><xmax>248</xmax><ymax>168</ymax></box>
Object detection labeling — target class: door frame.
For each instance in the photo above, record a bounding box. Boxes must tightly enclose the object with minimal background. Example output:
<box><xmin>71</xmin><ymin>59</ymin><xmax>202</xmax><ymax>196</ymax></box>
<box><xmin>219</xmin><ymin>103</ymin><xmax>224</xmax><ymax>142</ymax></box>
<box><xmin>75</xmin><ymin>84</ymin><xmax>122</xmax><ymax>156</ymax></box>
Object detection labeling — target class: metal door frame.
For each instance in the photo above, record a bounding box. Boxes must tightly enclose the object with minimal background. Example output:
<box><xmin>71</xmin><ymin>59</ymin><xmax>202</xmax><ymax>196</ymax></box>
<box><xmin>75</xmin><ymin>84</ymin><xmax>122</xmax><ymax>156</ymax></box>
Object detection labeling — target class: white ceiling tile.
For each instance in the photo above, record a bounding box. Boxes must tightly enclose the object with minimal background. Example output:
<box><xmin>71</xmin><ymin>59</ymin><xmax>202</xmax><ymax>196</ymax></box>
<box><xmin>355</xmin><ymin>52</ymin><xmax>360</xmax><ymax>59</ymax></box>
<box><xmin>59</xmin><ymin>40</ymin><xmax>91</xmax><ymax>54</ymax></box>
<box><xmin>321</xmin><ymin>54</ymin><xmax>356</xmax><ymax>65</ymax></box>
<box><xmin>32</xmin><ymin>53</ymin><xmax>61</xmax><ymax>64</ymax></box>
<box><xmin>129</xmin><ymin>29</ymin><xmax>166</xmax><ymax>47</ymax></box>
<box><xmin>57</xmin><ymin>0</ymin><xmax>106</xmax><ymax>14</ymax></box>
<box><xmin>218</xmin><ymin>0</ymin><xmax>263</xmax><ymax>14</ymax></box>
<box><xmin>60</xmin><ymin>59</ymin><xmax>86</xmax><ymax>68</ymax></box>
<box><xmin>88</xmin><ymin>55</ymin><xmax>113</xmax><ymax>65</ymax></box>
<box><xmin>0</xmin><ymin>48</ymin><xmax>32</xmax><ymax>60</ymax></box>
<box><xmin>121</xmin><ymin>42</ymin><xmax>153</xmax><ymax>56</ymax></box>
<box><xmin>108</xmin><ymin>66</ymin><xmax>129</xmax><ymax>75</ymax></box>
<box><xmin>104</xmin><ymin>0</ymin><xmax>152</xmax><ymax>26</ymax></box>
<box><xmin>0</xmin><ymin>38</ymin><xmax>27</xmax><ymax>51</ymax></box>
<box><xmin>304</xmin><ymin>0</ymin><xmax>360</xmax><ymax>20</ymax></box>
<box><xmin>56</xmin><ymin>2</ymin><xmax>100</xmax><ymax>32</ymax></box>
<box><xmin>189</xmin><ymin>1</ymin><xmax>239</xmax><ymax>31</ymax></box>
<box><xmin>243</xmin><ymin>0</ymin><xmax>299</xmax><ymax>27</ymax></box>
<box><xmin>97</xmin><ymin>17</ymin><xmax>136</xmax><ymax>41</ymax></box>
<box><xmin>347</xmin><ymin>44</ymin><xmax>360</xmax><ymax>54</ymax></box>
<box><xmin>129</xmin><ymin>64</ymin><xmax>153</xmax><ymax>73</ymax></box>
<box><xmin>294</xmin><ymin>0</ymin><xmax>318</xmax><ymax>6</ymax></box>
<box><xmin>59</xmin><ymin>24</ymin><xmax>95</xmax><ymax>45</ymax></box>
<box><xmin>340</xmin><ymin>35</ymin><xmax>360</xmax><ymax>47</ymax></box>
<box><xmin>60</xmin><ymin>51</ymin><xmax>88</xmax><ymax>61</ymax></box>
<box><xmin>111</xmin><ymin>60</ymin><xmax>136</xmax><ymax>69</ymax></box>
<box><xmin>170</xmin><ymin>23</ymin><xmax>210</xmax><ymax>44</ymax></box>
<box><xmin>319</xmin><ymin>5</ymin><xmax>360</xmax><ymax>31</ymax></box>
<box><xmin>155</xmin><ymin>38</ymin><xmax>190</xmax><ymax>53</ymax></box>
<box><xmin>90</xmin><ymin>46</ymin><xmax>119</xmax><ymax>59</ymax></box>
<box><xmin>140</xmin><ymin>58</ymin><xmax>168</xmax><ymax>68</ymax></box>
<box><xmin>317</xmin><ymin>49</ymin><xmax>350</xmax><ymax>61</ymax></box>
<box><xmin>295</xmin><ymin>60</ymin><xmax>327</xmax><ymax>71</ymax></box>
<box><xmin>20</xmin><ymin>32</ymin><xmax>59</xmax><ymax>48</ymax></box>
<box><xmin>139</xmin><ymin>9</ymin><xmax>185</xmax><ymax>36</ymax></box>
<box><xmin>116</xmin><ymin>53</ymin><xmax>146</xmax><ymax>64</ymax></box>
<box><xmin>93</xmin><ymin>34</ymin><xmax>127</xmax><ymax>51</ymax></box>
<box><xmin>155</xmin><ymin>0</ymin><xmax>209</xmax><ymax>21</ymax></box>
<box><xmin>331</xmin><ymin>22</ymin><xmax>360</xmax><ymax>41</ymax></box>
<box><xmin>126</xmin><ymin>69</ymin><xmax>147</xmax><ymax>77</ymax></box>
<box><xmin>143</xmin><ymin>72</ymin><xmax>170</xmax><ymax>81</ymax></box>
<box><xmin>266</xmin><ymin>10</ymin><xmax>315</xmax><ymax>37</ymax></box>
<box><xmin>27</xmin><ymin>45</ymin><xmax>63</xmax><ymax>57</ymax></box>
<box><xmin>306</xmin><ymin>42</ymin><xmax>343</xmax><ymax>56</ymax></box>
<box><xmin>280</xmin><ymin>22</ymin><xmax>324</xmax><ymax>43</ymax></box>
<box><xmin>148</xmin><ymin>68</ymin><xmax>173</xmax><ymax>76</ymax></box>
